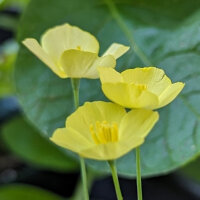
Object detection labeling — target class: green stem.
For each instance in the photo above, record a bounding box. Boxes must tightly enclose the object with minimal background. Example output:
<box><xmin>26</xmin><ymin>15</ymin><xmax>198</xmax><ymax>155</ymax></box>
<box><xmin>108</xmin><ymin>160</ymin><xmax>123</xmax><ymax>200</ymax></box>
<box><xmin>71</xmin><ymin>78</ymin><xmax>89</xmax><ymax>200</ymax></box>
<box><xmin>136</xmin><ymin>147</ymin><xmax>143</xmax><ymax>200</ymax></box>
<box><xmin>71</xmin><ymin>78</ymin><xmax>80</xmax><ymax>109</ymax></box>
<box><xmin>104</xmin><ymin>0</ymin><xmax>152</xmax><ymax>66</ymax></box>
<box><xmin>80</xmin><ymin>156</ymin><xmax>89</xmax><ymax>200</ymax></box>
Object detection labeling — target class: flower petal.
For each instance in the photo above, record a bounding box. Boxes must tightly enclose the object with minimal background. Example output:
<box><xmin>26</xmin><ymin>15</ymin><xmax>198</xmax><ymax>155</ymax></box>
<box><xmin>122</xmin><ymin>67</ymin><xmax>173</xmax><ymax>96</ymax></box>
<box><xmin>86</xmin><ymin>55</ymin><xmax>116</xmax><ymax>78</ymax></box>
<box><xmin>22</xmin><ymin>38</ymin><xmax>67</xmax><ymax>78</ymax></box>
<box><xmin>66</xmin><ymin>101</ymin><xmax>126</xmax><ymax>141</ymax></box>
<box><xmin>102</xmin><ymin>82</ymin><xmax>159</xmax><ymax>108</ymax></box>
<box><xmin>60</xmin><ymin>50</ymin><xmax>115</xmax><ymax>78</ymax></box>
<box><xmin>60</xmin><ymin>49</ymin><xmax>97</xmax><ymax>78</ymax></box>
<box><xmin>122</xmin><ymin>67</ymin><xmax>169</xmax><ymax>83</ymax></box>
<box><xmin>98</xmin><ymin>67</ymin><xmax>123</xmax><ymax>83</ymax></box>
<box><xmin>103</xmin><ymin>43</ymin><xmax>130</xmax><ymax>59</ymax></box>
<box><xmin>155</xmin><ymin>82</ymin><xmax>185</xmax><ymax>109</ymax></box>
<box><xmin>119</xmin><ymin>109</ymin><xmax>159</xmax><ymax>141</ymax></box>
<box><xmin>149</xmin><ymin>75</ymin><xmax>172</xmax><ymax>96</ymax></box>
<box><xmin>80</xmin><ymin>143</ymin><xmax>138</xmax><ymax>160</ymax></box>
<box><xmin>41</xmin><ymin>23</ymin><xmax>99</xmax><ymax>63</ymax></box>
<box><xmin>50</xmin><ymin>127</ymin><xmax>94</xmax><ymax>154</ymax></box>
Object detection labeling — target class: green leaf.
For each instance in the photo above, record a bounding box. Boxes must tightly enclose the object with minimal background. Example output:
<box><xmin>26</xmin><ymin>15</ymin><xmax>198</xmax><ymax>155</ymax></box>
<box><xmin>1</xmin><ymin>116</ymin><xmax>78</xmax><ymax>172</ymax></box>
<box><xmin>0</xmin><ymin>184</ymin><xmax>63</xmax><ymax>200</ymax></box>
<box><xmin>0</xmin><ymin>0</ymin><xmax>29</xmax><ymax>10</ymax></box>
<box><xmin>0</xmin><ymin>40</ymin><xmax>18</xmax><ymax>97</ymax></box>
<box><xmin>15</xmin><ymin>0</ymin><xmax>200</xmax><ymax>177</ymax></box>
<box><xmin>179</xmin><ymin>158</ymin><xmax>200</xmax><ymax>183</ymax></box>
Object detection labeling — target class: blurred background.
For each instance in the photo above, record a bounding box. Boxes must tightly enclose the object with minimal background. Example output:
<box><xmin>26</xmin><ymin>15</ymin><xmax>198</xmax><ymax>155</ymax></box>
<box><xmin>1</xmin><ymin>0</ymin><xmax>200</xmax><ymax>199</ymax></box>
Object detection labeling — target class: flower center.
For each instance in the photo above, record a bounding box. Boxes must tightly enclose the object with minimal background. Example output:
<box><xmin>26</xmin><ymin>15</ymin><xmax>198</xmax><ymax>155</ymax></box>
<box><xmin>89</xmin><ymin>121</ymin><xmax>118</xmax><ymax>144</ymax></box>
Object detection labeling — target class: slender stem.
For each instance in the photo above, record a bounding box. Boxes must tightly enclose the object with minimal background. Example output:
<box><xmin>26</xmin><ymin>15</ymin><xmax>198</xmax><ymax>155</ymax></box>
<box><xmin>71</xmin><ymin>78</ymin><xmax>80</xmax><ymax>109</ymax></box>
<box><xmin>71</xmin><ymin>78</ymin><xmax>89</xmax><ymax>200</ymax></box>
<box><xmin>108</xmin><ymin>160</ymin><xmax>123</xmax><ymax>200</ymax></box>
<box><xmin>104</xmin><ymin>0</ymin><xmax>152</xmax><ymax>66</ymax></box>
<box><xmin>136</xmin><ymin>147</ymin><xmax>143</xmax><ymax>200</ymax></box>
<box><xmin>80</xmin><ymin>156</ymin><xmax>89</xmax><ymax>200</ymax></box>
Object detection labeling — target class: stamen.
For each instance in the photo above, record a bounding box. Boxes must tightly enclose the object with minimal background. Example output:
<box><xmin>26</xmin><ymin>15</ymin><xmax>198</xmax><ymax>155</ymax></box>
<box><xmin>76</xmin><ymin>46</ymin><xmax>81</xmax><ymax>50</ymax></box>
<box><xmin>89</xmin><ymin>121</ymin><xmax>119</xmax><ymax>144</ymax></box>
<box><xmin>135</xmin><ymin>84</ymin><xmax>147</xmax><ymax>91</ymax></box>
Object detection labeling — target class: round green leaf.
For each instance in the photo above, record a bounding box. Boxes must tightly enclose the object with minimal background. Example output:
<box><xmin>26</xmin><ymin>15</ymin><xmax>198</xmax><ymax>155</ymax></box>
<box><xmin>15</xmin><ymin>0</ymin><xmax>200</xmax><ymax>177</ymax></box>
<box><xmin>1</xmin><ymin>116</ymin><xmax>78</xmax><ymax>172</ymax></box>
<box><xmin>0</xmin><ymin>184</ymin><xmax>62</xmax><ymax>200</ymax></box>
<box><xmin>179</xmin><ymin>158</ymin><xmax>200</xmax><ymax>183</ymax></box>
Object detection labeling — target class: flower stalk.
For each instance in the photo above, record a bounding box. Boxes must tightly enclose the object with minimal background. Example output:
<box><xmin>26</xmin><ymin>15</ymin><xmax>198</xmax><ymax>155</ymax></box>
<box><xmin>71</xmin><ymin>78</ymin><xmax>80</xmax><ymax>109</ymax></box>
<box><xmin>71</xmin><ymin>78</ymin><xmax>89</xmax><ymax>200</ymax></box>
<box><xmin>136</xmin><ymin>147</ymin><xmax>143</xmax><ymax>200</ymax></box>
<box><xmin>108</xmin><ymin>160</ymin><xmax>123</xmax><ymax>200</ymax></box>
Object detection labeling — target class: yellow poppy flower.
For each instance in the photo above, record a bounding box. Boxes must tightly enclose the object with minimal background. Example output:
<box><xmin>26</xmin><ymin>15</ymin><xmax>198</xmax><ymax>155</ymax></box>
<box><xmin>99</xmin><ymin>67</ymin><xmax>185</xmax><ymax>110</ymax></box>
<box><xmin>22</xmin><ymin>23</ymin><xmax>129</xmax><ymax>79</ymax></box>
<box><xmin>50</xmin><ymin>101</ymin><xmax>159</xmax><ymax>160</ymax></box>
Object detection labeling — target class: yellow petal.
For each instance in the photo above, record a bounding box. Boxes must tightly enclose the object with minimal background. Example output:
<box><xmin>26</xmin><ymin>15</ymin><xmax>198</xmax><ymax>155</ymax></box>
<box><xmin>87</xmin><ymin>55</ymin><xmax>116</xmax><ymax>78</ymax></box>
<box><xmin>149</xmin><ymin>75</ymin><xmax>171</xmax><ymax>96</ymax></box>
<box><xmin>155</xmin><ymin>82</ymin><xmax>185</xmax><ymax>109</ymax></box>
<box><xmin>103</xmin><ymin>43</ymin><xmax>130</xmax><ymax>59</ymax></box>
<box><xmin>66</xmin><ymin>102</ymin><xmax>126</xmax><ymax>140</ymax></box>
<box><xmin>110</xmin><ymin>109</ymin><xmax>159</xmax><ymax>159</ymax></box>
<box><xmin>102</xmin><ymin>82</ymin><xmax>159</xmax><ymax>108</ymax></box>
<box><xmin>41</xmin><ymin>23</ymin><xmax>99</xmax><ymax>63</ymax></box>
<box><xmin>60</xmin><ymin>50</ymin><xmax>116</xmax><ymax>78</ymax></box>
<box><xmin>22</xmin><ymin>38</ymin><xmax>67</xmax><ymax>78</ymax></box>
<box><xmin>119</xmin><ymin>109</ymin><xmax>159</xmax><ymax>141</ymax></box>
<box><xmin>98</xmin><ymin>67</ymin><xmax>123</xmax><ymax>83</ymax></box>
<box><xmin>50</xmin><ymin>127</ymin><xmax>94</xmax><ymax>154</ymax></box>
<box><xmin>80</xmin><ymin>143</ymin><xmax>135</xmax><ymax>160</ymax></box>
<box><xmin>60</xmin><ymin>50</ymin><xmax>97</xmax><ymax>78</ymax></box>
<box><xmin>122</xmin><ymin>67</ymin><xmax>172</xmax><ymax>96</ymax></box>
<box><xmin>122</xmin><ymin>67</ymin><xmax>168</xmax><ymax>84</ymax></box>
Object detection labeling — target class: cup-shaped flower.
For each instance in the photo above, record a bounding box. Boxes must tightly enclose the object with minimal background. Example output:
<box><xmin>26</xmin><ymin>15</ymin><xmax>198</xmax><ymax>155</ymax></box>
<box><xmin>22</xmin><ymin>23</ymin><xmax>129</xmax><ymax>79</ymax></box>
<box><xmin>99</xmin><ymin>67</ymin><xmax>185</xmax><ymax>110</ymax></box>
<box><xmin>50</xmin><ymin>101</ymin><xmax>159</xmax><ymax>160</ymax></box>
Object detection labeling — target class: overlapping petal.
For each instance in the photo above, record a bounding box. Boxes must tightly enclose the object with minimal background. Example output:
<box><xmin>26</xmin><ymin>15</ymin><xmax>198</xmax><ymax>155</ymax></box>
<box><xmin>41</xmin><ymin>23</ymin><xmax>99</xmax><ymax>62</ymax></box>
<box><xmin>102</xmin><ymin>43</ymin><xmax>130</xmax><ymax>59</ymax></box>
<box><xmin>102</xmin><ymin>82</ymin><xmax>159</xmax><ymax>108</ymax></box>
<box><xmin>99</xmin><ymin>67</ymin><xmax>185</xmax><ymax>109</ymax></box>
<box><xmin>23</xmin><ymin>23</ymin><xmax>129</xmax><ymax>79</ymax></box>
<box><xmin>60</xmin><ymin>50</ymin><xmax>116</xmax><ymax>78</ymax></box>
<box><xmin>155</xmin><ymin>82</ymin><xmax>184</xmax><ymax>109</ymax></box>
<box><xmin>22</xmin><ymin>38</ymin><xmax>67</xmax><ymax>78</ymax></box>
<box><xmin>50</xmin><ymin>101</ymin><xmax>158</xmax><ymax>160</ymax></box>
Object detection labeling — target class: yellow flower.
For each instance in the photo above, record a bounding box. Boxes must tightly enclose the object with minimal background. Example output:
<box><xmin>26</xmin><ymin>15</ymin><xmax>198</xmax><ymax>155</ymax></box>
<box><xmin>50</xmin><ymin>101</ymin><xmax>159</xmax><ymax>160</ymax></box>
<box><xmin>22</xmin><ymin>23</ymin><xmax>129</xmax><ymax>79</ymax></box>
<box><xmin>99</xmin><ymin>67</ymin><xmax>185</xmax><ymax>110</ymax></box>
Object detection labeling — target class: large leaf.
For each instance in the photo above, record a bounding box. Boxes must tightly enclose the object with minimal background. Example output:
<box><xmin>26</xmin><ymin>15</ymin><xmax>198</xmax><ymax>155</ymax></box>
<box><xmin>1</xmin><ymin>116</ymin><xmax>78</xmax><ymax>172</ymax></box>
<box><xmin>0</xmin><ymin>40</ymin><xmax>18</xmax><ymax>97</ymax></box>
<box><xmin>179</xmin><ymin>158</ymin><xmax>200</xmax><ymax>183</ymax></box>
<box><xmin>0</xmin><ymin>184</ymin><xmax>62</xmax><ymax>200</ymax></box>
<box><xmin>0</xmin><ymin>0</ymin><xmax>29</xmax><ymax>10</ymax></box>
<box><xmin>15</xmin><ymin>0</ymin><xmax>200</xmax><ymax>177</ymax></box>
